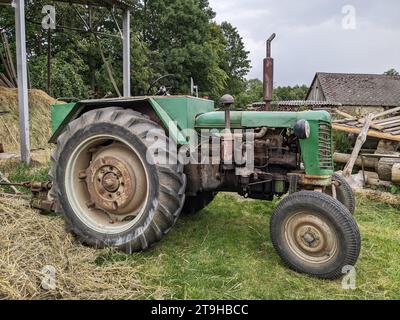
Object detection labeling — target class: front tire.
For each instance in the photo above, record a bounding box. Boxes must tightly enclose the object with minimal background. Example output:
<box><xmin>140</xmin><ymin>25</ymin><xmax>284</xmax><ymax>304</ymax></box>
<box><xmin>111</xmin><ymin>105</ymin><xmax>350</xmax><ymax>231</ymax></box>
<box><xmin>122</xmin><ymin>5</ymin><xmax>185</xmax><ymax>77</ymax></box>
<box><xmin>270</xmin><ymin>191</ymin><xmax>361</xmax><ymax>279</ymax></box>
<box><xmin>324</xmin><ymin>173</ymin><xmax>356</xmax><ymax>215</ymax></box>
<box><xmin>49</xmin><ymin>108</ymin><xmax>186</xmax><ymax>253</ymax></box>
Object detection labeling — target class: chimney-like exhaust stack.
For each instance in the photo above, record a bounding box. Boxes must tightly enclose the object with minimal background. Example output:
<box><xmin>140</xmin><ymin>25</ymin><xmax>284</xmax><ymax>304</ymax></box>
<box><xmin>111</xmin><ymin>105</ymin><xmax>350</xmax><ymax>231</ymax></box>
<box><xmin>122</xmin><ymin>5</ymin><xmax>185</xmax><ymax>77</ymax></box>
<box><xmin>263</xmin><ymin>33</ymin><xmax>276</xmax><ymax>111</ymax></box>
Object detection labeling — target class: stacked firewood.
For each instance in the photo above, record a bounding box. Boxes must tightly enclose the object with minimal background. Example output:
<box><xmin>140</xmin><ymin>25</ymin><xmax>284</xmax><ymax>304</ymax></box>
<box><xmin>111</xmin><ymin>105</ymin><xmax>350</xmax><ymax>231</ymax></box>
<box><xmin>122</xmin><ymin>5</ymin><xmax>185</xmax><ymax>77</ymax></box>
<box><xmin>333</xmin><ymin>108</ymin><xmax>400</xmax><ymax>188</ymax></box>
<box><xmin>333</xmin><ymin>108</ymin><xmax>400</xmax><ymax>142</ymax></box>
<box><xmin>0</xmin><ymin>29</ymin><xmax>17</xmax><ymax>88</ymax></box>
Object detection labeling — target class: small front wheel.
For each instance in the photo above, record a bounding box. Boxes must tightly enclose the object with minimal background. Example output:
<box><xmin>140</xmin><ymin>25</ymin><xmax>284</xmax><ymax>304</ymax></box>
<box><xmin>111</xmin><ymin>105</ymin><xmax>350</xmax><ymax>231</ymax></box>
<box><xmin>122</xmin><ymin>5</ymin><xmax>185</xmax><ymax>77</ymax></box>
<box><xmin>270</xmin><ymin>191</ymin><xmax>361</xmax><ymax>279</ymax></box>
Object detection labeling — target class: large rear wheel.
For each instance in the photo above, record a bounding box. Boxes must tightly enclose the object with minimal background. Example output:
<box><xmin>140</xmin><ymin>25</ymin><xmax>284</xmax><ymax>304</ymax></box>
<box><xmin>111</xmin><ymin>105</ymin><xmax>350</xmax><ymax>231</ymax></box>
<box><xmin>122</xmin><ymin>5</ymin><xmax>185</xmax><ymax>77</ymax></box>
<box><xmin>49</xmin><ymin>108</ymin><xmax>186</xmax><ymax>253</ymax></box>
<box><xmin>270</xmin><ymin>191</ymin><xmax>361</xmax><ymax>279</ymax></box>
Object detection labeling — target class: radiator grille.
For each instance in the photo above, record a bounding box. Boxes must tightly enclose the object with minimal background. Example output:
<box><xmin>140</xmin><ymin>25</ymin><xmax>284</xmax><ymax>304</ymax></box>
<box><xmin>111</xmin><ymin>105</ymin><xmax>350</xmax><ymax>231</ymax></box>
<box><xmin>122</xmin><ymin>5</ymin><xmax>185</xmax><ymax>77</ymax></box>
<box><xmin>318</xmin><ymin>121</ymin><xmax>333</xmax><ymax>170</ymax></box>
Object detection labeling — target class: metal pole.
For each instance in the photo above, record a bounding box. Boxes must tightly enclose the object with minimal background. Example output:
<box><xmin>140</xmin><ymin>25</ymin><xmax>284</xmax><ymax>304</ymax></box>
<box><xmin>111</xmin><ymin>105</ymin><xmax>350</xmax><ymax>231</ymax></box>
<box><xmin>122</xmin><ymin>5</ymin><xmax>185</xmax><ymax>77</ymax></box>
<box><xmin>122</xmin><ymin>9</ymin><xmax>131</xmax><ymax>97</ymax></box>
<box><xmin>15</xmin><ymin>0</ymin><xmax>31</xmax><ymax>165</ymax></box>
<box><xmin>47</xmin><ymin>29</ymin><xmax>52</xmax><ymax>96</ymax></box>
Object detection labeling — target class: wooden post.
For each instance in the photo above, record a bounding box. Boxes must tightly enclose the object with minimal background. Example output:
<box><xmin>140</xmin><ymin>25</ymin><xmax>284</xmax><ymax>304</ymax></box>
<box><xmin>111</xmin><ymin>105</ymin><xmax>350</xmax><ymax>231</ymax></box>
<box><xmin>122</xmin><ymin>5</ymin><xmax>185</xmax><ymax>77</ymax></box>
<box><xmin>343</xmin><ymin>113</ymin><xmax>374</xmax><ymax>177</ymax></box>
<box><xmin>122</xmin><ymin>9</ymin><xmax>131</xmax><ymax>97</ymax></box>
<box><xmin>15</xmin><ymin>0</ymin><xmax>31</xmax><ymax>165</ymax></box>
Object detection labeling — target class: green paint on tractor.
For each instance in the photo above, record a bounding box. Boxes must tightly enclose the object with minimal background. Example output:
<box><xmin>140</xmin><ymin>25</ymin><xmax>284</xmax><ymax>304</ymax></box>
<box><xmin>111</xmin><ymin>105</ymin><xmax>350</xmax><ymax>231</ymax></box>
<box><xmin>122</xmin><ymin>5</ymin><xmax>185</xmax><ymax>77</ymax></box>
<box><xmin>51</xmin><ymin>96</ymin><xmax>333</xmax><ymax>176</ymax></box>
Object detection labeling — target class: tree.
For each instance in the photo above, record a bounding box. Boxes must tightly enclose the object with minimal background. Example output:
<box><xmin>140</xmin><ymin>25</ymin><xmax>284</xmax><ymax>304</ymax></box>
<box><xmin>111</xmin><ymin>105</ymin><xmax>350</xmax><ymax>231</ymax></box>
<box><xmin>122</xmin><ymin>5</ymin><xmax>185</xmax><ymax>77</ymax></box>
<box><xmin>273</xmin><ymin>85</ymin><xmax>309</xmax><ymax>101</ymax></box>
<box><xmin>220</xmin><ymin>22</ymin><xmax>251</xmax><ymax>96</ymax></box>
<box><xmin>384</xmin><ymin>69</ymin><xmax>399</xmax><ymax>76</ymax></box>
<box><xmin>234</xmin><ymin>81</ymin><xmax>310</xmax><ymax>110</ymax></box>
<box><xmin>235</xmin><ymin>79</ymin><xmax>263</xmax><ymax>109</ymax></box>
<box><xmin>1</xmin><ymin>0</ymin><xmax>250</xmax><ymax>101</ymax></box>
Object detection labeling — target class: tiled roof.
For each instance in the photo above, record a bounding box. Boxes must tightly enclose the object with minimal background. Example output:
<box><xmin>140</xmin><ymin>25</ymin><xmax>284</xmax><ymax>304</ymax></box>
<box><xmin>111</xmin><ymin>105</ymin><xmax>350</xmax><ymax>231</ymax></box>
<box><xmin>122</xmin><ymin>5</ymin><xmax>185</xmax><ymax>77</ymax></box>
<box><xmin>309</xmin><ymin>73</ymin><xmax>400</xmax><ymax>107</ymax></box>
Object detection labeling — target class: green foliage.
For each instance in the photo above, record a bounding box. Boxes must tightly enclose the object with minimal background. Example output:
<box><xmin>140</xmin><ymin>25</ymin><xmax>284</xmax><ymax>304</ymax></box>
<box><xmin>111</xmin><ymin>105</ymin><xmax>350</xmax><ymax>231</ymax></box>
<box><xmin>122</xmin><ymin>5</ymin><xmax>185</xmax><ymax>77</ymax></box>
<box><xmin>234</xmin><ymin>80</ymin><xmax>310</xmax><ymax>110</ymax></box>
<box><xmin>30</xmin><ymin>50</ymin><xmax>89</xmax><ymax>99</ymax></box>
<box><xmin>235</xmin><ymin>79</ymin><xmax>263</xmax><ymax>109</ymax></box>
<box><xmin>0</xmin><ymin>0</ymin><xmax>250</xmax><ymax>100</ymax></box>
<box><xmin>333</xmin><ymin>131</ymin><xmax>353</xmax><ymax>154</ymax></box>
<box><xmin>384</xmin><ymin>69</ymin><xmax>399</xmax><ymax>76</ymax></box>
<box><xmin>273</xmin><ymin>85</ymin><xmax>309</xmax><ymax>101</ymax></box>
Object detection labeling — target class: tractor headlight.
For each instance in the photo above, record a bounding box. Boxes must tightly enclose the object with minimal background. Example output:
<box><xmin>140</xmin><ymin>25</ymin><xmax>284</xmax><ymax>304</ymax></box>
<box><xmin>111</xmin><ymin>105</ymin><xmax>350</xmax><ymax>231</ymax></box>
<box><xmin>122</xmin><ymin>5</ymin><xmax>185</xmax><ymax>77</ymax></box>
<box><xmin>294</xmin><ymin>120</ymin><xmax>311</xmax><ymax>139</ymax></box>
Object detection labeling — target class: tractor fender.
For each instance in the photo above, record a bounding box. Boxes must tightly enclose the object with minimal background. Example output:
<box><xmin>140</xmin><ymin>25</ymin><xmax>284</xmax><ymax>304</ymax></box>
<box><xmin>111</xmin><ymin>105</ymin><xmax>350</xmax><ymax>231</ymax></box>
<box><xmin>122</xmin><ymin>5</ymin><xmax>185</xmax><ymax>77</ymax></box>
<box><xmin>49</xmin><ymin>97</ymin><xmax>187</xmax><ymax>145</ymax></box>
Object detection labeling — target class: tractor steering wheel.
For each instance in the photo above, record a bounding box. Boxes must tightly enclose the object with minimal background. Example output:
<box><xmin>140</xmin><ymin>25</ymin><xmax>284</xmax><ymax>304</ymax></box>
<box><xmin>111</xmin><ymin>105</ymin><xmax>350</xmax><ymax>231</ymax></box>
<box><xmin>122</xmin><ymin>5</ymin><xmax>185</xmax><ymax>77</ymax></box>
<box><xmin>147</xmin><ymin>74</ymin><xmax>175</xmax><ymax>96</ymax></box>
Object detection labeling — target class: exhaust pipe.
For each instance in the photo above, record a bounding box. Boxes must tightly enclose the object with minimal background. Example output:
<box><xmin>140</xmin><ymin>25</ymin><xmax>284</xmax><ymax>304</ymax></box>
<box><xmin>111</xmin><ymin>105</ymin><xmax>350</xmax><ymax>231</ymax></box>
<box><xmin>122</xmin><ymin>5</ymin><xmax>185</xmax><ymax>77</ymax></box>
<box><xmin>263</xmin><ymin>33</ymin><xmax>276</xmax><ymax>111</ymax></box>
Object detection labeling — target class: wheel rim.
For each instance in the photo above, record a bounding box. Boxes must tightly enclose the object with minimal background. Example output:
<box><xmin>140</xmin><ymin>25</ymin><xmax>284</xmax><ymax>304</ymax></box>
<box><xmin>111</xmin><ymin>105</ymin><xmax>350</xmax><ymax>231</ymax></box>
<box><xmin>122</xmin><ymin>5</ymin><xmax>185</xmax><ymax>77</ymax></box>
<box><xmin>284</xmin><ymin>211</ymin><xmax>338</xmax><ymax>265</ymax></box>
<box><xmin>65</xmin><ymin>134</ymin><xmax>149</xmax><ymax>235</ymax></box>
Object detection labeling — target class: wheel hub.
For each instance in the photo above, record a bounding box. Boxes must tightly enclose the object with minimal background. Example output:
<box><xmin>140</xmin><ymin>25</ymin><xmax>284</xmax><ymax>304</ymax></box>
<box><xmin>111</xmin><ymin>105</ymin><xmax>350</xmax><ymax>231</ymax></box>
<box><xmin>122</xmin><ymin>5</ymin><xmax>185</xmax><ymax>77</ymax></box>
<box><xmin>285</xmin><ymin>212</ymin><xmax>338</xmax><ymax>264</ymax></box>
<box><xmin>81</xmin><ymin>143</ymin><xmax>148</xmax><ymax>218</ymax></box>
<box><xmin>102</xmin><ymin>172</ymin><xmax>120</xmax><ymax>192</ymax></box>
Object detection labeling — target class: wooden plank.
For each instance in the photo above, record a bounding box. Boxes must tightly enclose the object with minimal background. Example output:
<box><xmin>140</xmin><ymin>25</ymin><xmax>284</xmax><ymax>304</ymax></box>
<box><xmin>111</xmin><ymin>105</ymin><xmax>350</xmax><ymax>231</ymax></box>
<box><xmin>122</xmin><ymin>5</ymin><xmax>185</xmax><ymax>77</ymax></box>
<box><xmin>0</xmin><ymin>72</ymin><xmax>14</xmax><ymax>87</ymax></box>
<box><xmin>0</xmin><ymin>76</ymin><xmax>7</xmax><ymax>87</ymax></box>
<box><xmin>373</xmin><ymin>106</ymin><xmax>400</xmax><ymax>120</ymax></box>
<box><xmin>335</xmin><ymin>110</ymin><xmax>355</xmax><ymax>120</ymax></box>
<box><xmin>375</xmin><ymin>115</ymin><xmax>400</xmax><ymax>125</ymax></box>
<box><xmin>358</xmin><ymin>118</ymin><xmax>382</xmax><ymax>130</ymax></box>
<box><xmin>383</xmin><ymin>126</ymin><xmax>400</xmax><ymax>133</ymax></box>
<box><xmin>343</xmin><ymin>113</ymin><xmax>374</xmax><ymax>177</ymax></box>
<box><xmin>379</xmin><ymin>120</ymin><xmax>400</xmax><ymax>129</ymax></box>
<box><xmin>1</xmin><ymin>30</ymin><xmax>17</xmax><ymax>86</ymax></box>
<box><xmin>333</xmin><ymin>124</ymin><xmax>400</xmax><ymax>142</ymax></box>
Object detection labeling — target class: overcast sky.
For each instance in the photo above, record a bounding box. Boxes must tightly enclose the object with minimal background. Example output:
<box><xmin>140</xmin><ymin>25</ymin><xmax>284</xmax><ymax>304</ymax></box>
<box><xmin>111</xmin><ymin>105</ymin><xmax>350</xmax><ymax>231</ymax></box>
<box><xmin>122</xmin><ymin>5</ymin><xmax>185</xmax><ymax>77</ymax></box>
<box><xmin>209</xmin><ymin>0</ymin><xmax>400</xmax><ymax>86</ymax></box>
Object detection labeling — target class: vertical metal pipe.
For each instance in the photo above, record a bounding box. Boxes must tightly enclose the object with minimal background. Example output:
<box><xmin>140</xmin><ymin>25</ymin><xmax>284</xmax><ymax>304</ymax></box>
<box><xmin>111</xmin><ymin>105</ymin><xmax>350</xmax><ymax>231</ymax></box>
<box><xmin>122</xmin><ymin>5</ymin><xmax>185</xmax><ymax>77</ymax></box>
<box><xmin>122</xmin><ymin>9</ymin><xmax>131</xmax><ymax>97</ymax></box>
<box><xmin>47</xmin><ymin>29</ymin><xmax>52</xmax><ymax>96</ymax></box>
<box><xmin>263</xmin><ymin>33</ymin><xmax>276</xmax><ymax>111</ymax></box>
<box><xmin>15</xmin><ymin>0</ymin><xmax>31</xmax><ymax>164</ymax></box>
<box><xmin>224</xmin><ymin>107</ymin><xmax>231</xmax><ymax>130</ymax></box>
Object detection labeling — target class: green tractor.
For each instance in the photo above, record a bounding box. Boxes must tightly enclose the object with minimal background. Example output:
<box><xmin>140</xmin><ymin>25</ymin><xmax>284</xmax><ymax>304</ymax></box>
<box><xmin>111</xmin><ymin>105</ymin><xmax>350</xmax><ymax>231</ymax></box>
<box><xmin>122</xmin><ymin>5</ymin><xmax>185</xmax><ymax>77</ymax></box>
<box><xmin>47</xmin><ymin>38</ymin><xmax>360</xmax><ymax>280</ymax></box>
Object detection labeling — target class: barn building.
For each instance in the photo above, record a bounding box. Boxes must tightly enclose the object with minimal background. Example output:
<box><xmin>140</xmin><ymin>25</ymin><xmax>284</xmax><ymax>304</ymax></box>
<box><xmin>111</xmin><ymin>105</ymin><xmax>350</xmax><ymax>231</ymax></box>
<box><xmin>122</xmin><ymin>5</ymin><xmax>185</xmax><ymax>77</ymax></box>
<box><xmin>306</xmin><ymin>73</ymin><xmax>400</xmax><ymax>116</ymax></box>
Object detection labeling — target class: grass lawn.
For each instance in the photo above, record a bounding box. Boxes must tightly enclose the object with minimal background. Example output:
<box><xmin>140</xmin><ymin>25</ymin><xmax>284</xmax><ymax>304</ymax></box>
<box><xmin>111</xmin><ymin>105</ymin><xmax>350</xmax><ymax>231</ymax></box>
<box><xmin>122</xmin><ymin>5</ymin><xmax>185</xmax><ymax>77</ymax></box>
<box><xmin>1</xmin><ymin>163</ymin><xmax>400</xmax><ymax>300</ymax></box>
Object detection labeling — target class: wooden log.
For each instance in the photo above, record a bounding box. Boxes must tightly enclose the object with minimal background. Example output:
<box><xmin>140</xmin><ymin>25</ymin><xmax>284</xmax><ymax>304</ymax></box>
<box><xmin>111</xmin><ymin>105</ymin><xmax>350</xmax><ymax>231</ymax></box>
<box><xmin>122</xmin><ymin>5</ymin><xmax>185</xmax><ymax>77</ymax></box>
<box><xmin>335</xmin><ymin>110</ymin><xmax>356</xmax><ymax>120</ymax></box>
<box><xmin>375</xmin><ymin>115</ymin><xmax>400</xmax><ymax>125</ymax></box>
<box><xmin>383</xmin><ymin>126</ymin><xmax>400</xmax><ymax>133</ymax></box>
<box><xmin>333</xmin><ymin>124</ymin><xmax>400</xmax><ymax>142</ymax></box>
<box><xmin>343</xmin><ymin>113</ymin><xmax>375</xmax><ymax>177</ymax></box>
<box><xmin>390</xmin><ymin>130</ymin><xmax>400</xmax><ymax>136</ymax></box>
<box><xmin>0</xmin><ymin>72</ymin><xmax>14</xmax><ymax>88</ymax></box>
<box><xmin>358</xmin><ymin>118</ymin><xmax>383</xmax><ymax>130</ymax></box>
<box><xmin>0</xmin><ymin>75</ymin><xmax>7</xmax><ymax>87</ymax></box>
<box><xmin>374</xmin><ymin>106</ymin><xmax>400</xmax><ymax>120</ymax></box>
<box><xmin>367</xmin><ymin>177</ymin><xmax>393</xmax><ymax>188</ymax></box>
<box><xmin>377</xmin><ymin>157</ymin><xmax>400</xmax><ymax>181</ymax></box>
<box><xmin>392</xmin><ymin>163</ymin><xmax>400</xmax><ymax>184</ymax></box>
<box><xmin>1</xmin><ymin>31</ymin><xmax>17</xmax><ymax>86</ymax></box>
<box><xmin>334</xmin><ymin>152</ymin><xmax>378</xmax><ymax>168</ymax></box>
<box><xmin>377</xmin><ymin>118</ymin><xmax>400</xmax><ymax>128</ymax></box>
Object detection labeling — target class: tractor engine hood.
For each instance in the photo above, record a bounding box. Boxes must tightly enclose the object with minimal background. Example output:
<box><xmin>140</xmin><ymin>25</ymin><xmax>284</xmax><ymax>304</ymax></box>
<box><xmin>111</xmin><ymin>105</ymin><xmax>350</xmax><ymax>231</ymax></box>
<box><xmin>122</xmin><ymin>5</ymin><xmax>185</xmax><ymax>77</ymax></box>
<box><xmin>195</xmin><ymin>110</ymin><xmax>332</xmax><ymax>129</ymax></box>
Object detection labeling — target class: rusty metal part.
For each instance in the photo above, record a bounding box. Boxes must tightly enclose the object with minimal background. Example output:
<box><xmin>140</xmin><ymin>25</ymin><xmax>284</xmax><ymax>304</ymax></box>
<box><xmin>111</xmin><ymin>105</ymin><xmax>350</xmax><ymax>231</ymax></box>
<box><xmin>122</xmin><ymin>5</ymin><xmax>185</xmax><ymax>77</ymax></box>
<box><xmin>85</xmin><ymin>144</ymin><xmax>147</xmax><ymax>216</ymax></box>
<box><xmin>263</xmin><ymin>33</ymin><xmax>276</xmax><ymax>110</ymax></box>
<box><xmin>29</xmin><ymin>181</ymin><xmax>56</xmax><ymax>212</ymax></box>
<box><xmin>288</xmin><ymin>173</ymin><xmax>332</xmax><ymax>187</ymax></box>
<box><xmin>284</xmin><ymin>211</ymin><xmax>338</xmax><ymax>264</ymax></box>
<box><xmin>254</xmin><ymin>127</ymin><xmax>268</xmax><ymax>139</ymax></box>
<box><xmin>0</xmin><ymin>179</ymin><xmax>57</xmax><ymax>211</ymax></box>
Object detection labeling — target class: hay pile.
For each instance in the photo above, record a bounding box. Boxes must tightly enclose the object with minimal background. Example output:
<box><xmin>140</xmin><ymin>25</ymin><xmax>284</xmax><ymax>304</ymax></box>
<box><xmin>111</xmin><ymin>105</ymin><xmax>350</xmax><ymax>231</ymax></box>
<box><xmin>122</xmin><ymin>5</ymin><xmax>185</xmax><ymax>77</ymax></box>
<box><xmin>355</xmin><ymin>189</ymin><xmax>400</xmax><ymax>206</ymax></box>
<box><xmin>0</xmin><ymin>87</ymin><xmax>56</xmax><ymax>152</ymax></box>
<box><xmin>0</xmin><ymin>197</ymin><xmax>165</xmax><ymax>300</ymax></box>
